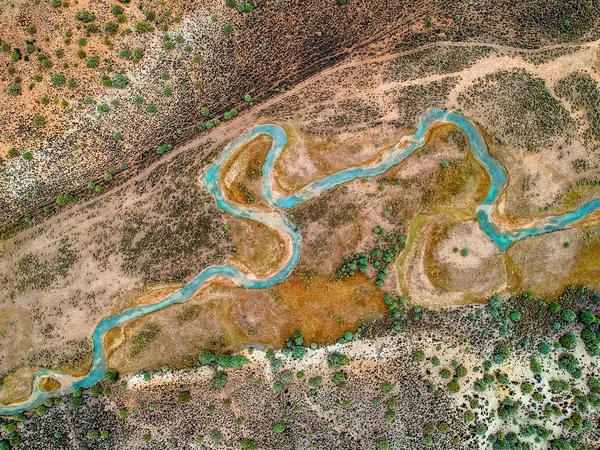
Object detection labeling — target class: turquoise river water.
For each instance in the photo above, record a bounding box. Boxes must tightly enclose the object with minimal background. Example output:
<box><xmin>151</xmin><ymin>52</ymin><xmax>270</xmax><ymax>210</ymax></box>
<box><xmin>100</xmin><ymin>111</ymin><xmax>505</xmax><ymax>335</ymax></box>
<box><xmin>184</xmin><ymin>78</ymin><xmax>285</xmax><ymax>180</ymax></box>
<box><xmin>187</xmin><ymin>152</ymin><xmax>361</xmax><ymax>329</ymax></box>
<box><xmin>1</xmin><ymin>108</ymin><xmax>599</xmax><ymax>415</ymax></box>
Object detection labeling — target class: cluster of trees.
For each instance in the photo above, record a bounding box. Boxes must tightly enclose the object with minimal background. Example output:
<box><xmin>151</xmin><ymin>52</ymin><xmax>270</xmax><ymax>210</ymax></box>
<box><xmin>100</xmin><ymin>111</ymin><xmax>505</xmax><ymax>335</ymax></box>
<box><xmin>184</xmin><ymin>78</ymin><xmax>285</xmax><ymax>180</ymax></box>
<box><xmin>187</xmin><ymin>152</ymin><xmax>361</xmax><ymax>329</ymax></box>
<box><xmin>337</xmin><ymin>226</ymin><xmax>404</xmax><ymax>287</ymax></box>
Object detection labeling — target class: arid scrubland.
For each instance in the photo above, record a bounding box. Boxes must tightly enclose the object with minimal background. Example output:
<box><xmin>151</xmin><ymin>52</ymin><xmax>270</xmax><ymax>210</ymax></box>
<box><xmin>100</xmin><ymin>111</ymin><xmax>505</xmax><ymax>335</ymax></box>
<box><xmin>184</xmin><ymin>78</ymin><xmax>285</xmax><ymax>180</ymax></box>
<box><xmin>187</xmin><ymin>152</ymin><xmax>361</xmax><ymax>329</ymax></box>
<box><xmin>1</xmin><ymin>0</ymin><xmax>600</xmax><ymax>449</ymax></box>
<box><xmin>1</xmin><ymin>288</ymin><xmax>600</xmax><ymax>450</ymax></box>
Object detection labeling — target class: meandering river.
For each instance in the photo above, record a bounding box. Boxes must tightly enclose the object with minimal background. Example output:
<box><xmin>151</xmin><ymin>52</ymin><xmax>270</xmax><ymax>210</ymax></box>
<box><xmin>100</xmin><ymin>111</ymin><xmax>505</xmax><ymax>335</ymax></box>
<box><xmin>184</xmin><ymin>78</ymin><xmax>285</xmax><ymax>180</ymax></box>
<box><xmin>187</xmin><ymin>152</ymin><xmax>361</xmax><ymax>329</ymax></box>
<box><xmin>2</xmin><ymin>108</ymin><xmax>598</xmax><ymax>415</ymax></box>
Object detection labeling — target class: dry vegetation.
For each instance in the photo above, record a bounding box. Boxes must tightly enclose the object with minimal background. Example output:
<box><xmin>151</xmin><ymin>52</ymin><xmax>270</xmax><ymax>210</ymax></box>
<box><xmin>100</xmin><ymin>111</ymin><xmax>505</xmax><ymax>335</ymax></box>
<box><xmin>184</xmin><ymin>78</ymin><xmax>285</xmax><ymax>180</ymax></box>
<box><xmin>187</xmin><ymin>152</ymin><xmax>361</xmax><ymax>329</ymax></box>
<box><xmin>0</xmin><ymin>2</ymin><xmax>600</xmax><ymax>448</ymax></box>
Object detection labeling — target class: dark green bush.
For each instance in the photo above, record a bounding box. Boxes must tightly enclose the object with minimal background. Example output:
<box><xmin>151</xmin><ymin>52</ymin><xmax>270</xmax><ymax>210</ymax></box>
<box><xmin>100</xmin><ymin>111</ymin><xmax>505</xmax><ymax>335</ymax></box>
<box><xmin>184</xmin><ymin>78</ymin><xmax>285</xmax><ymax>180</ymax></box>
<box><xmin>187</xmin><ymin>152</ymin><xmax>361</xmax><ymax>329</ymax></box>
<box><xmin>112</xmin><ymin>74</ymin><xmax>129</xmax><ymax>88</ymax></box>
<box><xmin>212</xmin><ymin>371</ymin><xmax>227</xmax><ymax>388</ymax></box>
<box><xmin>327</xmin><ymin>352</ymin><xmax>349</xmax><ymax>368</ymax></box>
<box><xmin>75</xmin><ymin>11</ymin><xmax>96</xmax><ymax>22</ymax></box>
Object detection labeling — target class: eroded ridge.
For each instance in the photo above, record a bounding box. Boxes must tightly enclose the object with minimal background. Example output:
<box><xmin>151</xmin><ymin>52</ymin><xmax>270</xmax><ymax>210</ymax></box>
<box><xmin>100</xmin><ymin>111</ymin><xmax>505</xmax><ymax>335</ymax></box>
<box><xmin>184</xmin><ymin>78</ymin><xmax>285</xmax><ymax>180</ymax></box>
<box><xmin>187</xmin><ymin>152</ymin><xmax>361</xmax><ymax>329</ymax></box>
<box><xmin>2</xmin><ymin>108</ymin><xmax>599</xmax><ymax>415</ymax></box>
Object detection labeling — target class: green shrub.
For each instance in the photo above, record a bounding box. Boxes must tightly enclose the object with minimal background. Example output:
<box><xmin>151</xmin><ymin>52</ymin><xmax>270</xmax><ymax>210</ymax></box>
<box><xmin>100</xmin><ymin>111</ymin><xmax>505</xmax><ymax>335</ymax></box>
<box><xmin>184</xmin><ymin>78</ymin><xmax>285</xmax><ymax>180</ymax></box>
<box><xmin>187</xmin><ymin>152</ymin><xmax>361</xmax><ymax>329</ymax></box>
<box><xmin>241</xmin><ymin>439</ymin><xmax>258</xmax><ymax>450</ymax></box>
<box><xmin>89</xmin><ymin>383</ymin><xmax>102</xmax><ymax>397</ymax></box>
<box><xmin>489</xmin><ymin>296</ymin><xmax>502</xmax><ymax>308</ymax></box>
<box><xmin>538</xmin><ymin>342</ymin><xmax>551</xmax><ymax>355</ymax></box>
<box><xmin>581</xmin><ymin>328</ymin><xmax>600</xmax><ymax>356</ymax></box>
<box><xmin>87</xmin><ymin>429</ymin><xmax>99</xmax><ymax>440</ymax></box>
<box><xmin>447</xmin><ymin>381</ymin><xmax>460</xmax><ymax>393</ymax></box>
<box><xmin>75</xmin><ymin>11</ymin><xmax>96</xmax><ymax>22</ymax></box>
<box><xmin>521</xmin><ymin>382</ymin><xmax>533</xmax><ymax>394</ymax></box>
<box><xmin>212</xmin><ymin>370</ymin><xmax>227</xmax><ymax>388</ymax></box>
<box><xmin>530</xmin><ymin>358</ymin><xmax>542</xmax><ymax>375</ymax></box>
<box><xmin>135</xmin><ymin>21</ymin><xmax>154</xmax><ymax>33</ymax></box>
<box><xmin>380</xmin><ymin>381</ymin><xmax>394</xmax><ymax>393</ymax></box>
<box><xmin>86</xmin><ymin>56</ymin><xmax>99</xmax><ymax>68</ymax></box>
<box><xmin>105</xmin><ymin>21</ymin><xmax>119</xmax><ymax>34</ymax></box>
<box><xmin>387</xmin><ymin>397</ymin><xmax>398</xmax><ymax>411</ymax></box>
<box><xmin>218</xmin><ymin>354</ymin><xmax>249</xmax><ymax>369</ymax></box>
<box><xmin>474</xmin><ymin>380</ymin><xmax>487</xmax><ymax>392</ymax></box>
<box><xmin>588</xmin><ymin>376</ymin><xmax>600</xmax><ymax>393</ymax></box>
<box><xmin>332</xmin><ymin>371</ymin><xmax>348</xmax><ymax>385</ymax></box>
<box><xmin>56</xmin><ymin>193</ymin><xmax>74</xmax><ymax>206</ymax></box>
<box><xmin>580</xmin><ymin>310</ymin><xmax>597</xmax><ymax>325</ymax></box>
<box><xmin>497</xmin><ymin>398</ymin><xmax>519</xmax><ymax>420</ymax></box>
<box><xmin>10</xmin><ymin>47</ymin><xmax>22</xmax><ymax>62</ymax></box>
<box><xmin>292</xmin><ymin>345</ymin><xmax>306</xmax><ymax>359</ymax></box>
<box><xmin>412</xmin><ymin>350</ymin><xmax>425</xmax><ymax>361</ymax></box>
<box><xmin>375</xmin><ymin>438</ymin><xmax>389</xmax><ymax>450</ymax></box>
<box><xmin>561</xmin><ymin>309</ymin><xmax>576</xmax><ymax>322</ymax></box>
<box><xmin>456</xmin><ymin>365</ymin><xmax>467</xmax><ymax>377</ymax></box>
<box><xmin>549</xmin><ymin>379</ymin><xmax>570</xmax><ymax>393</ymax></box>
<box><xmin>51</xmin><ymin>74</ymin><xmax>66</xmax><ymax>85</ymax></box>
<box><xmin>104</xmin><ymin>369</ymin><xmax>118</xmax><ymax>384</ymax></box>
<box><xmin>305</xmin><ymin>376</ymin><xmax>321</xmax><ymax>387</ymax></box>
<box><xmin>69</xmin><ymin>396</ymin><xmax>83</xmax><ymax>409</ymax></box>
<box><xmin>327</xmin><ymin>352</ymin><xmax>349</xmax><ymax>368</ymax></box>
<box><xmin>112</xmin><ymin>74</ymin><xmax>129</xmax><ymax>88</ymax></box>
<box><xmin>281</xmin><ymin>371</ymin><xmax>293</xmax><ymax>385</ymax></box>
<box><xmin>157</xmin><ymin>143</ymin><xmax>172</xmax><ymax>155</ymax></box>
<box><xmin>7</xmin><ymin>84</ymin><xmax>21</xmax><ymax>95</ymax></box>
<box><xmin>133</xmin><ymin>47</ymin><xmax>144</xmax><ymax>61</ymax></box>
<box><xmin>199</xmin><ymin>350</ymin><xmax>216</xmax><ymax>365</ymax></box>
<box><xmin>559</xmin><ymin>332</ymin><xmax>577</xmax><ymax>350</ymax></box>
<box><xmin>496</xmin><ymin>371</ymin><xmax>509</xmax><ymax>385</ymax></box>
<box><xmin>557</xmin><ymin>352</ymin><xmax>581</xmax><ymax>378</ymax></box>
